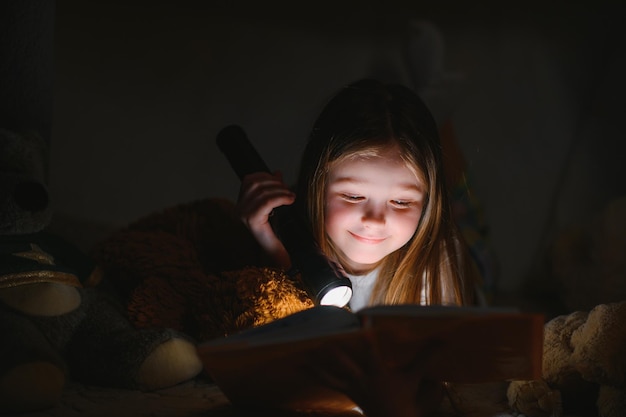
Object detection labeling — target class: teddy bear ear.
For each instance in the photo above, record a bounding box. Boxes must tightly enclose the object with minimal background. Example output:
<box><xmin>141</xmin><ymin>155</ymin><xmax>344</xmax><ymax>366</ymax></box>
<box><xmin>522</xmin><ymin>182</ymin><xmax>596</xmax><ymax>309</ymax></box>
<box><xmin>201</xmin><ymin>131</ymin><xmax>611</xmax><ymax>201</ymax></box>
<box><xmin>571</xmin><ymin>301</ymin><xmax>626</xmax><ymax>387</ymax></box>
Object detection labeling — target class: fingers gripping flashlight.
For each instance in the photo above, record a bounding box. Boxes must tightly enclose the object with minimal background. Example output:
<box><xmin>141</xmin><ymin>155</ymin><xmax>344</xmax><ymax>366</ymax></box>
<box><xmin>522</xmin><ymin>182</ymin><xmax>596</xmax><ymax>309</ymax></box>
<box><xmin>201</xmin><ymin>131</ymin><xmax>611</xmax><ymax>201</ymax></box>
<box><xmin>216</xmin><ymin>125</ymin><xmax>353</xmax><ymax>308</ymax></box>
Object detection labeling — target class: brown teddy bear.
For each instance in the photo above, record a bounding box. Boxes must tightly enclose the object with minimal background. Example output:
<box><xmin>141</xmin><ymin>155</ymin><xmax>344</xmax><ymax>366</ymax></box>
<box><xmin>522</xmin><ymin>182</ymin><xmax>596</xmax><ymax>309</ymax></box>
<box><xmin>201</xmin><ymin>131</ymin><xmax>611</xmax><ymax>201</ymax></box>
<box><xmin>92</xmin><ymin>197</ymin><xmax>314</xmax><ymax>344</ymax></box>
<box><xmin>507</xmin><ymin>301</ymin><xmax>626</xmax><ymax>417</ymax></box>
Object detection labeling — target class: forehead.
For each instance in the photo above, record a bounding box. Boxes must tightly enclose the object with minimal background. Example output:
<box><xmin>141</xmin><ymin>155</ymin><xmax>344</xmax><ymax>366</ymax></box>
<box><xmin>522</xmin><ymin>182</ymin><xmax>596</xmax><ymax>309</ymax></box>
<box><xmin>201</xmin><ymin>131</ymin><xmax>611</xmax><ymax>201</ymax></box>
<box><xmin>328</xmin><ymin>148</ymin><xmax>423</xmax><ymax>188</ymax></box>
<box><xmin>331</xmin><ymin>143</ymin><xmax>417</xmax><ymax>172</ymax></box>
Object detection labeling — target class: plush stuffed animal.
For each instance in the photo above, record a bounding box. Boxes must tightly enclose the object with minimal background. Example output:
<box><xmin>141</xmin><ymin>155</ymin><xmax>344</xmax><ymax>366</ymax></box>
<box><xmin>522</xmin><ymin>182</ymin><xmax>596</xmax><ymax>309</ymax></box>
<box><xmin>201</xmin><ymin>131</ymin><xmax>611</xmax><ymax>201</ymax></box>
<box><xmin>92</xmin><ymin>197</ymin><xmax>314</xmax><ymax>344</ymax></box>
<box><xmin>507</xmin><ymin>300</ymin><xmax>626</xmax><ymax>417</ymax></box>
<box><xmin>0</xmin><ymin>128</ymin><xmax>203</xmax><ymax>414</ymax></box>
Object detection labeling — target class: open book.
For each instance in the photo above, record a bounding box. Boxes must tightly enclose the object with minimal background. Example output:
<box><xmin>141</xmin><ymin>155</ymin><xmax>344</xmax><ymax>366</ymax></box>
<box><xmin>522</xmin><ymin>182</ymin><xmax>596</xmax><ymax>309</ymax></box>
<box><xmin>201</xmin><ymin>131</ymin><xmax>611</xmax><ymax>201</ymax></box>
<box><xmin>198</xmin><ymin>305</ymin><xmax>544</xmax><ymax>412</ymax></box>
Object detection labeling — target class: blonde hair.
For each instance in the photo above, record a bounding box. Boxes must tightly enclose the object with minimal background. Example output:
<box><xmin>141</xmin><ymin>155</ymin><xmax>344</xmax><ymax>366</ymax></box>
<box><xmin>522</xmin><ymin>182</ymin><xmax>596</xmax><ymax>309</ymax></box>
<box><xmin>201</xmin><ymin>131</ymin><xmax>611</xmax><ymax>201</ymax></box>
<box><xmin>295</xmin><ymin>79</ymin><xmax>476</xmax><ymax>306</ymax></box>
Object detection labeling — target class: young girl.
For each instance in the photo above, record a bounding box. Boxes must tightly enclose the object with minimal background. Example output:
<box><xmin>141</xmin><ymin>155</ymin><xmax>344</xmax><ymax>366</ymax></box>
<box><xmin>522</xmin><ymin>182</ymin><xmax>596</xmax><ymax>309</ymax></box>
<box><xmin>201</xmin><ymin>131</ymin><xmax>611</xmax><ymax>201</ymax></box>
<box><xmin>237</xmin><ymin>79</ymin><xmax>480</xmax><ymax>416</ymax></box>
<box><xmin>237</xmin><ymin>78</ymin><xmax>478</xmax><ymax>312</ymax></box>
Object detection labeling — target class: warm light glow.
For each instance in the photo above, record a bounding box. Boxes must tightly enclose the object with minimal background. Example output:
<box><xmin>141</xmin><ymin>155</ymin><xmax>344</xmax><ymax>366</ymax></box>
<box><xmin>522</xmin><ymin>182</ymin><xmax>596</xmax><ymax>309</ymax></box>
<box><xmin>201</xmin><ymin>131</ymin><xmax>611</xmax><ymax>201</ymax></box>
<box><xmin>320</xmin><ymin>285</ymin><xmax>352</xmax><ymax>307</ymax></box>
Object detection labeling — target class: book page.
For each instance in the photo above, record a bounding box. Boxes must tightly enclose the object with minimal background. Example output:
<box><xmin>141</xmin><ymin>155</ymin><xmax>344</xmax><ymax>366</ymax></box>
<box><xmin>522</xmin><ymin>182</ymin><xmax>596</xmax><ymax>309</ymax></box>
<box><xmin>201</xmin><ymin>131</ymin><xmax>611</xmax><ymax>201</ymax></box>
<box><xmin>201</xmin><ymin>305</ymin><xmax>360</xmax><ymax>348</ymax></box>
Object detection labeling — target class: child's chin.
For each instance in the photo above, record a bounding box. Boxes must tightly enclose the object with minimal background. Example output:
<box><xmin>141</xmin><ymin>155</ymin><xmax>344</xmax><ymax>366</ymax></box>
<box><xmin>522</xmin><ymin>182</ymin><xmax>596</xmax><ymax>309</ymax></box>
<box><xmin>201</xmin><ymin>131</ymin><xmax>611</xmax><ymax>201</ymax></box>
<box><xmin>344</xmin><ymin>256</ymin><xmax>385</xmax><ymax>273</ymax></box>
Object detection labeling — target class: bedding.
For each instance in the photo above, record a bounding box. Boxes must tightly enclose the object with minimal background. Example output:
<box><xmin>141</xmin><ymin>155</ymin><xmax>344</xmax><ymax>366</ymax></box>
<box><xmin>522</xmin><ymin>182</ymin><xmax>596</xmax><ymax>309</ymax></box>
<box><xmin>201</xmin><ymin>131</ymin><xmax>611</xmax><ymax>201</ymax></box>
<box><xmin>15</xmin><ymin>377</ymin><xmax>361</xmax><ymax>417</ymax></box>
<box><xmin>14</xmin><ymin>377</ymin><xmax>585</xmax><ymax>417</ymax></box>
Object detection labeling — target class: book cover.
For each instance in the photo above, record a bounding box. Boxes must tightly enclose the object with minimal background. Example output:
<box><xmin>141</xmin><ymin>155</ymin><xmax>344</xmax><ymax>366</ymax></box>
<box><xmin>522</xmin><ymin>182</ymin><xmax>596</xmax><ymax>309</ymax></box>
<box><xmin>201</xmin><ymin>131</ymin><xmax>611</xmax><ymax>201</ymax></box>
<box><xmin>198</xmin><ymin>305</ymin><xmax>544</xmax><ymax>412</ymax></box>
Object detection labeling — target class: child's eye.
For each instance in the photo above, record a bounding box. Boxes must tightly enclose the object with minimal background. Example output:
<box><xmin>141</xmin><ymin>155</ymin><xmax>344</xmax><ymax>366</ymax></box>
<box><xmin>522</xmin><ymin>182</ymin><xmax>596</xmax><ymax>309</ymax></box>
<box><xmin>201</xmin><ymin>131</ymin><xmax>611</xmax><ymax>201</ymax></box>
<box><xmin>341</xmin><ymin>194</ymin><xmax>364</xmax><ymax>202</ymax></box>
<box><xmin>390</xmin><ymin>200</ymin><xmax>412</xmax><ymax>208</ymax></box>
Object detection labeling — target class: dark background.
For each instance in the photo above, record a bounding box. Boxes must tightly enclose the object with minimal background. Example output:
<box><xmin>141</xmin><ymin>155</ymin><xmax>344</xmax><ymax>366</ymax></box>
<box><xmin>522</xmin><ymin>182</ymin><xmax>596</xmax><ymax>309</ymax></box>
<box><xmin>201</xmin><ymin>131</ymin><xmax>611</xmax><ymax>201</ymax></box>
<box><xmin>3</xmin><ymin>0</ymin><xmax>625</xmax><ymax>301</ymax></box>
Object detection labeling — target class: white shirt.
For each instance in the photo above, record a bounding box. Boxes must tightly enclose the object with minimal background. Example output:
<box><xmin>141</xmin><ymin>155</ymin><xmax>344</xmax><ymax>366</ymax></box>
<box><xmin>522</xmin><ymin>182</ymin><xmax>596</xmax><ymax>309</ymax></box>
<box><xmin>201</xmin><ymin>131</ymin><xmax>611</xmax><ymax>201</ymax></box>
<box><xmin>347</xmin><ymin>269</ymin><xmax>379</xmax><ymax>312</ymax></box>
<box><xmin>347</xmin><ymin>269</ymin><xmax>458</xmax><ymax>310</ymax></box>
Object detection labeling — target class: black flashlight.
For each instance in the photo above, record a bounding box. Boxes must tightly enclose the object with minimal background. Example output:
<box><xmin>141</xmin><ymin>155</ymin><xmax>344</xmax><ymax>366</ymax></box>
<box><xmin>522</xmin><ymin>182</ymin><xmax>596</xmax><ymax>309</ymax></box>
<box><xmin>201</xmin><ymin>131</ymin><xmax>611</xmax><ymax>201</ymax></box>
<box><xmin>216</xmin><ymin>125</ymin><xmax>352</xmax><ymax>307</ymax></box>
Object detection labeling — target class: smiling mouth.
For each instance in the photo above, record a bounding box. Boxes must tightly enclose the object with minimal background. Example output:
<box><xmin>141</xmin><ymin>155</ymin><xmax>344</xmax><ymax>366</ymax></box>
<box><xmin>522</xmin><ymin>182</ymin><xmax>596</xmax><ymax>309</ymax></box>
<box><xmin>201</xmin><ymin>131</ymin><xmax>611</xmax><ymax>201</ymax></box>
<box><xmin>349</xmin><ymin>232</ymin><xmax>386</xmax><ymax>244</ymax></box>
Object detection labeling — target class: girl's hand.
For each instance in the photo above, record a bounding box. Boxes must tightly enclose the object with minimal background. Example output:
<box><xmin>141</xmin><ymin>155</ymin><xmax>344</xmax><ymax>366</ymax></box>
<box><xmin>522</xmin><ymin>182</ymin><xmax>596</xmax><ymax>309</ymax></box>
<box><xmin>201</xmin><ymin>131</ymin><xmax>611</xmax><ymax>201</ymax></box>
<box><xmin>312</xmin><ymin>334</ymin><xmax>445</xmax><ymax>417</ymax></box>
<box><xmin>236</xmin><ymin>171</ymin><xmax>295</xmax><ymax>269</ymax></box>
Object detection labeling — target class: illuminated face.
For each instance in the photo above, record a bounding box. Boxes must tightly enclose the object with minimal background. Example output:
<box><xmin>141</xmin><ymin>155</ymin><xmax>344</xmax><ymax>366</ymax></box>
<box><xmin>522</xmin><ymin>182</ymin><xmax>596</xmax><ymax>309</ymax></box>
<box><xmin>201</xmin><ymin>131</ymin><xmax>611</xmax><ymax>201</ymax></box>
<box><xmin>324</xmin><ymin>147</ymin><xmax>424</xmax><ymax>275</ymax></box>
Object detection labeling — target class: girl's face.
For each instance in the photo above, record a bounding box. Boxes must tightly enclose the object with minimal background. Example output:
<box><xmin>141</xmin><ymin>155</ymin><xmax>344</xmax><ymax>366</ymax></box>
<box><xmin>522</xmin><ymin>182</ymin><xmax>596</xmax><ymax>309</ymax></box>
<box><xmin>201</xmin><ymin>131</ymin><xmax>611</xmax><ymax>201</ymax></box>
<box><xmin>324</xmin><ymin>147</ymin><xmax>425</xmax><ymax>275</ymax></box>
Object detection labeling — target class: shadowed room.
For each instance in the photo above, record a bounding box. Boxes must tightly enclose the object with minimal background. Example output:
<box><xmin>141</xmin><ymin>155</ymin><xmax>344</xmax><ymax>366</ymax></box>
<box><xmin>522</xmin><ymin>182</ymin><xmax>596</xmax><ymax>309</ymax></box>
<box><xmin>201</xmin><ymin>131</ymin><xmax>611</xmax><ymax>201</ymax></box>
<box><xmin>2</xmin><ymin>0</ymin><xmax>626</xmax><ymax>416</ymax></box>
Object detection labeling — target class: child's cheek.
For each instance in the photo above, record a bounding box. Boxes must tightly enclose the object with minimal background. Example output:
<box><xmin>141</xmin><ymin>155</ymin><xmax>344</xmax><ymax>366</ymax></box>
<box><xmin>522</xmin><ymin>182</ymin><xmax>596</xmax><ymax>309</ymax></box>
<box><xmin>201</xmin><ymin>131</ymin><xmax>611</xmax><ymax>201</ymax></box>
<box><xmin>325</xmin><ymin>200</ymin><xmax>356</xmax><ymax>236</ymax></box>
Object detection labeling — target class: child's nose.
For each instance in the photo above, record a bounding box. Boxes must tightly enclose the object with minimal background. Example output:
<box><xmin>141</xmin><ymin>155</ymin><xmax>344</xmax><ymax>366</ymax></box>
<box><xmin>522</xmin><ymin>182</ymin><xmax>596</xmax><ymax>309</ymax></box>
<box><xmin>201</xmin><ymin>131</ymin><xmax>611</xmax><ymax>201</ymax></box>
<box><xmin>362</xmin><ymin>204</ymin><xmax>386</xmax><ymax>225</ymax></box>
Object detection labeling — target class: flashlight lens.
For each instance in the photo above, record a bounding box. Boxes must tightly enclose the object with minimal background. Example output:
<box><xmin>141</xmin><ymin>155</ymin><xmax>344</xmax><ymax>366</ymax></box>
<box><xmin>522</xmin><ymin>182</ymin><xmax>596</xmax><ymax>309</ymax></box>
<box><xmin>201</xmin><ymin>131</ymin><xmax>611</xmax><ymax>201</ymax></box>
<box><xmin>320</xmin><ymin>286</ymin><xmax>353</xmax><ymax>308</ymax></box>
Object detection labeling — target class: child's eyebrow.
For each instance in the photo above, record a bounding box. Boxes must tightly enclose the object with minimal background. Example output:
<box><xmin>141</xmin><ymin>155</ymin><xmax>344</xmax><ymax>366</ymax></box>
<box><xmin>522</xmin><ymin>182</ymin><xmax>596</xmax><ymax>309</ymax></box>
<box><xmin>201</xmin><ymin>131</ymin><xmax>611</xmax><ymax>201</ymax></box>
<box><xmin>329</xmin><ymin>176</ymin><xmax>361</xmax><ymax>184</ymax></box>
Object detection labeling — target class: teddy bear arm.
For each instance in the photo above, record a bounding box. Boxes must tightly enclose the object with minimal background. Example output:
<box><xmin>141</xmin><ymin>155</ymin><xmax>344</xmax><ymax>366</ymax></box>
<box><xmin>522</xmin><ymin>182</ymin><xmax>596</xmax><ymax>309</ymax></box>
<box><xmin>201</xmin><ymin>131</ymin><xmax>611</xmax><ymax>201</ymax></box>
<box><xmin>65</xmin><ymin>287</ymin><xmax>201</xmax><ymax>389</ymax></box>
<box><xmin>0</xmin><ymin>282</ymin><xmax>81</xmax><ymax>316</ymax></box>
<box><xmin>136</xmin><ymin>337</ymin><xmax>203</xmax><ymax>390</ymax></box>
<box><xmin>507</xmin><ymin>379</ymin><xmax>562</xmax><ymax>417</ymax></box>
<box><xmin>67</xmin><ymin>324</ymin><xmax>201</xmax><ymax>390</ymax></box>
